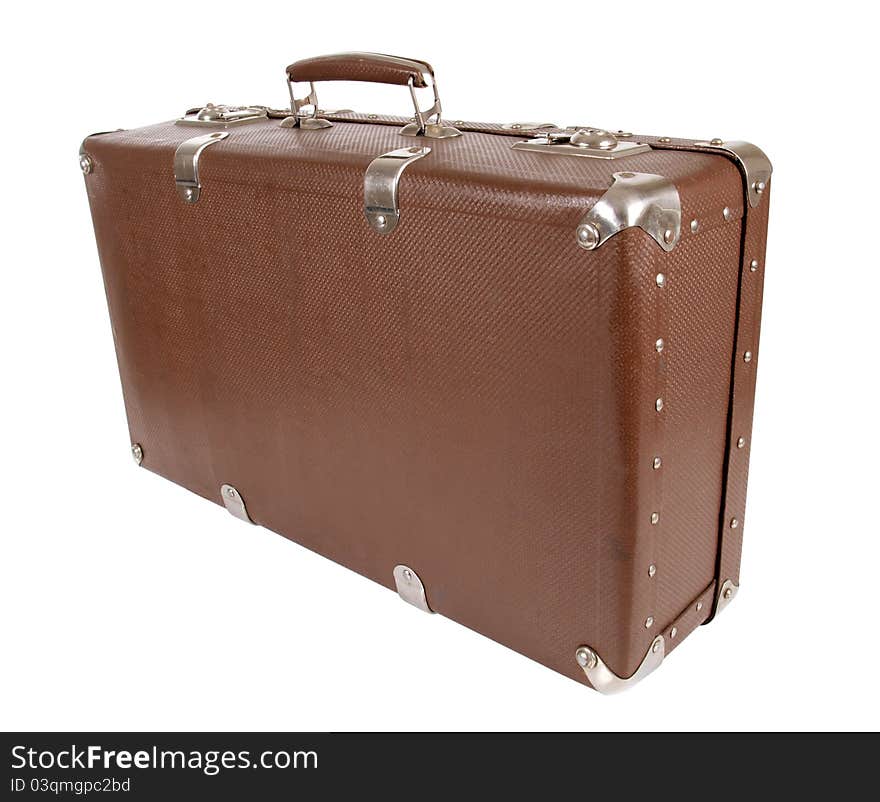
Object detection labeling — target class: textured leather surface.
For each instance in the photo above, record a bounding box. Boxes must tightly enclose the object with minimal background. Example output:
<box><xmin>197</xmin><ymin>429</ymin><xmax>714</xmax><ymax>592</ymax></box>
<box><xmin>81</xmin><ymin>112</ymin><xmax>764</xmax><ymax>685</ymax></box>
<box><xmin>287</xmin><ymin>53</ymin><xmax>432</xmax><ymax>87</ymax></box>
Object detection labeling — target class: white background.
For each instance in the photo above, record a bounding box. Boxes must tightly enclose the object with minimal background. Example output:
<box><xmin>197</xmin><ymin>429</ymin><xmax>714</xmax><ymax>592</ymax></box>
<box><xmin>2</xmin><ymin>0</ymin><xmax>878</xmax><ymax>732</ymax></box>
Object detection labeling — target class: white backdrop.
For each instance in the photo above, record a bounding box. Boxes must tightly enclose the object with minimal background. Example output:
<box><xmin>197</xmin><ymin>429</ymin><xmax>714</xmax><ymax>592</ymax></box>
<box><xmin>2</xmin><ymin>0</ymin><xmax>877</xmax><ymax>732</ymax></box>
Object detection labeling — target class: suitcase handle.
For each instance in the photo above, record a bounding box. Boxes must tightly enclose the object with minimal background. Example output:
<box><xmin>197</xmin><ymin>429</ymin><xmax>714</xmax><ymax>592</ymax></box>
<box><xmin>284</xmin><ymin>52</ymin><xmax>461</xmax><ymax>139</ymax></box>
<box><xmin>286</xmin><ymin>52</ymin><xmax>433</xmax><ymax>88</ymax></box>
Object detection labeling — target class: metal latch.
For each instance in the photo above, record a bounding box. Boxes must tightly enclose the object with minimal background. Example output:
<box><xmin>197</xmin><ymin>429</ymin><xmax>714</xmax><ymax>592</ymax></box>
<box><xmin>176</xmin><ymin>103</ymin><xmax>268</xmax><ymax>128</ymax></box>
<box><xmin>512</xmin><ymin>128</ymin><xmax>651</xmax><ymax>159</ymax></box>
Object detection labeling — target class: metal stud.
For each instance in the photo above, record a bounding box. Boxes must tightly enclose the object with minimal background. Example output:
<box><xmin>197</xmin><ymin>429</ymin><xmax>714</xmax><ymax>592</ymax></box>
<box><xmin>79</xmin><ymin>154</ymin><xmax>93</xmax><ymax>175</ymax></box>
<box><xmin>753</xmin><ymin>180</ymin><xmax>766</xmax><ymax>195</ymax></box>
<box><xmin>576</xmin><ymin>222</ymin><xmax>600</xmax><ymax>251</ymax></box>
<box><xmin>655</xmin><ymin>338</ymin><xmax>664</xmax><ymax>353</ymax></box>
<box><xmin>575</xmin><ymin>646</ymin><xmax>598</xmax><ymax>670</ymax></box>
<box><xmin>652</xmin><ymin>456</ymin><xmax>662</xmax><ymax>470</ymax></box>
<box><xmin>645</xmin><ymin>616</ymin><xmax>654</xmax><ymax>629</ymax></box>
<box><xmin>750</xmin><ymin>259</ymin><xmax>759</xmax><ymax>272</ymax></box>
<box><xmin>723</xmin><ymin>207</ymin><xmax>732</xmax><ymax>221</ymax></box>
<box><xmin>743</xmin><ymin>350</ymin><xmax>753</xmax><ymax>363</ymax></box>
<box><xmin>723</xmin><ymin>586</ymin><xmax>734</xmax><ymax>600</ymax></box>
<box><xmin>375</xmin><ymin>214</ymin><xmax>387</xmax><ymax>229</ymax></box>
<box><xmin>131</xmin><ymin>443</ymin><xmax>144</xmax><ymax>465</ymax></box>
<box><xmin>650</xmin><ymin>512</ymin><xmax>660</xmax><ymax>525</ymax></box>
<box><xmin>655</xmin><ymin>273</ymin><xmax>666</xmax><ymax>288</ymax></box>
<box><xmin>663</xmin><ymin>228</ymin><xmax>675</xmax><ymax>244</ymax></box>
<box><xmin>655</xmin><ymin>397</ymin><xmax>664</xmax><ymax>412</ymax></box>
<box><xmin>651</xmin><ymin>638</ymin><xmax>662</xmax><ymax>653</ymax></box>
<box><xmin>658</xmin><ymin>137</ymin><xmax>671</xmax><ymax>143</ymax></box>
<box><xmin>670</xmin><ymin>626</ymin><xmax>678</xmax><ymax>639</ymax></box>
<box><xmin>696</xmin><ymin>601</ymin><xmax>703</xmax><ymax>612</ymax></box>
<box><xmin>730</xmin><ymin>518</ymin><xmax>739</xmax><ymax>529</ymax></box>
<box><xmin>368</xmin><ymin>113</ymin><xmax>378</xmax><ymax>119</ymax></box>
<box><xmin>690</xmin><ymin>219</ymin><xmax>699</xmax><ymax>233</ymax></box>
<box><xmin>710</xmin><ymin>138</ymin><xmax>724</xmax><ymax>146</ymax></box>
<box><xmin>648</xmin><ymin>564</ymin><xmax>656</xmax><ymax>578</ymax></box>
<box><xmin>737</xmin><ymin>437</ymin><xmax>746</xmax><ymax>449</ymax></box>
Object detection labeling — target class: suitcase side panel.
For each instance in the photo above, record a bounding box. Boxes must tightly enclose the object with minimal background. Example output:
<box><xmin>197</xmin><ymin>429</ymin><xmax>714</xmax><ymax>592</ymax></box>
<box><xmin>82</xmin><ymin>123</ymin><xmax>750</xmax><ymax>684</ymax></box>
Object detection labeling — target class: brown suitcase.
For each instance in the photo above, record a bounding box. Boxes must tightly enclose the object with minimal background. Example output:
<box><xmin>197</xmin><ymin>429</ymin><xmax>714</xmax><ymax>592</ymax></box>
<box><xmin>80</xmin><ymin>52</ymin><xmax>771</xmax><ymax>693</ymax></box>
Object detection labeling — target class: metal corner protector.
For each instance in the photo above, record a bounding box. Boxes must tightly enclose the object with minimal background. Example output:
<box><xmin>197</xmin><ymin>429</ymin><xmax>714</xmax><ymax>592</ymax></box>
<box><xmin>575</xmin><ymin>636</ymin><xmax>665</xmax><ymax>694</ymax></box>
<box><xmin>575</xmin><ymin>172</ymin><xmax>682</xmax><ymax>252</ymax></box>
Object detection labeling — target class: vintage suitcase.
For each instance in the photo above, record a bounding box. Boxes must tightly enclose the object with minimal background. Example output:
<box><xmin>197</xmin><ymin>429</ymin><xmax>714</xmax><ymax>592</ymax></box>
<box><xmin>80</xmin><ymin>52</ymin><xmax>771</xmax><ymax>693</ymax></box>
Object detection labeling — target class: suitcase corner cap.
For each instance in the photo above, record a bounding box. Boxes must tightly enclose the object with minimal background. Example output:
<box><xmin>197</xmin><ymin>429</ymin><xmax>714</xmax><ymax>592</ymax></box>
<box><xmin>576</xmin><ymin>172</ymin><xmax>682</xmax><ymax>253</ymax></box>
<box><xmin>575</xmin><ymin>636</ymin><xmax>665</xmax><ymax>694</ymax></box>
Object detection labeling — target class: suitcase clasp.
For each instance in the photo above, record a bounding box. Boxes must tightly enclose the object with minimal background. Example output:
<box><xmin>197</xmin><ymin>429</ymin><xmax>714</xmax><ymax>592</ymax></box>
<box><xmin>176</xmin><ymin>103</ymin><xmax>268</xmax><ymax>128</ymax></box>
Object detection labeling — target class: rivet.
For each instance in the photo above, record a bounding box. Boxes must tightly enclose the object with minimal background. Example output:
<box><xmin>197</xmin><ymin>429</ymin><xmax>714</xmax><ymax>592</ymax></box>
<box><xmin>750</xmin><ymin>259</ymin><xmax>759</xmax><ymax>272</ymax></box>
<box><xmin>723</xmin><ymin>207</ymin><xmax>732</xmax><ymax>221</ymax></box>
<box><xmin>651</xmin><ymin>638</ymin><xmax>661</xmax><ymax>653</ymax></box>
<box><xmin>753</xmin><ymin>180</ymin><xmax>766</xmax><ymax>195</ymax></box>
<box><xmin>737</xmin><ymin>437</ymin><xmax>745</xmax><ymax>449</ymax></box>
<box><xmin>650</xmin><ymin>512</ymin><xmax>660</xmax><ymax>525</ymax></box>
<box><xmin>616</xmin><ymin>130</ymin><xmax>633</xmax><ymax>137</ymax></box>
<box><xmin>79</xmin><ymin>154</ymin><xmax>93</xmax><ymax>175</ymax></box>
<box><xmin>655</xmin><ymin>273</ymin><xmax>666</xmax><ymax>288</ymax></box>
<box><xmin>690</xmin><ymin>219</ymin><xmax>699</xmax><ymax>233</ymax></box>
<box><xmin>670</xmin><ymin>626</ymin><xmax>678</xmax><ymax>639</ymax></box>
<box><xmin>453</xmin><ymin>120</ymin><xmax>465</xmax><ymax>125</ymax></box>
<box><xmin>658</xmin><ymin>137</ymin><xmax>671</xmax><ymax>143</ymax></box>
<box><xmin>723</xmin><ymin>587</ymin><xmax>733</xmax><ymax>600</ymax></box>
<box><xmin>648</xmin><ymin>564</ymin><xmax>656</xmax><ymax>578</ymax></box>
<box><xmin>131</xmin><ymin>443</ymin><xmax>143</xmax><ymax>465</ymax></box>
<box><xmin>403</xmin><ymin>568</ymin><xmax>413</xmax><ymax>581</ymax></box>
<box><xmin>655</xmin><ymin>338</ymin><xmax>664</xmax><ymax>353</ymax></box>
<box><xmin>696</xmin><ymin>602</ymin><xmax>703</xmax><ymax>612</ymax></box>
<box><xmin>375</xmin><ymin>214</ymin><xmax>387</xmax><ymax>229</ymax></box>
<box><xmin>225</xmin><ymin>486</ymin><xmax>237</xmax><ymax>498</ymax></box>
<box><xmin>655</xmin><ymin>397</ymin><xmax>664</xmax><ymax>412</ymax></box>
<box><xmin>511</xmin><ymin>123</ymin><xmax>522</xmax><ymax>130</ymax></box>
<box><xmin>652</xmin><ymin>456</ymin><xmax>662</xmax><ymax>470</ymax></box>
<box><xmin>368</xmin><ymin>113</ymin><xmax>378</xmax><ymax>119</ymax></box>
<box><xmin>743</xmin><ymin>350</ymin><xmax>753</xmax><ymax>363</ymax></box>
<box><xmin>183</xmin><ymin>187</ymin><xmax>194</xmax><ymax>202</ymax></box>
<box><xmin>730</xmin><ymin>517</ymin><xmax>739</xmax><ymax>529</ymax></box>
<box><xmin>575</xmin><ymin>646</ymin><xmax>597</xmax><ymax>669</ymax></box>
<box><xmin>710</xmin><ymin>138</ymin><xmax>724</xmax><ymax>146</ymax></box>
<box><xmin>645</xmin><ymin>616</ymin><xmax>654</xmax><ymax>629</ymax></box>
<box><xmin>663</xmin><ymin>228</ymin><xmax>675</xmax><ymax>244</ymax></box>
<box><xmin>576</xmin><ymin>223</ymin><xmax>600</xmax><ymax>251</ymax></box>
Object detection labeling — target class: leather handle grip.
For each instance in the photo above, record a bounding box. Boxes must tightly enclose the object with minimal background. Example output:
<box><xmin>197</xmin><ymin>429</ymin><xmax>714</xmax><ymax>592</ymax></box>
<box><xmin>286</xmin><ymin>52</ymin><xmax>433</xmax><ymax>89</ymax></box>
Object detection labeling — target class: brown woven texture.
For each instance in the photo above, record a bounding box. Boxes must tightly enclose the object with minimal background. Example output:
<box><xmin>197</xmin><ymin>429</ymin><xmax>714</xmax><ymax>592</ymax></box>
<box><xmin>82</xmin><ymin>117</ymin><xmax>760</xmax><ymax>684</ymax></box>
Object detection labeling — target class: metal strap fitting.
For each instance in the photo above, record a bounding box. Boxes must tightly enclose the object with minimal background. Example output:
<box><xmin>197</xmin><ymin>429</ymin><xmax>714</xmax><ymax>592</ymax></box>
<box><xmin>393</xmin><ymin>565</ymin><xmax>433</xmax><ymax>613</ymax></box>
<box><xmin>173</xmin><ymin>132</ymin><xmax>229</xmax><ymax>203</ymax></box>
<box><xmin>220</xmin><ymin>484</ymin><xmax>254</xmax><ymax>524</ymax></box>
<box><xmin>364</xmin><ymin>146</ymin><xmax>431</xmax><ymax>234</ymax></box>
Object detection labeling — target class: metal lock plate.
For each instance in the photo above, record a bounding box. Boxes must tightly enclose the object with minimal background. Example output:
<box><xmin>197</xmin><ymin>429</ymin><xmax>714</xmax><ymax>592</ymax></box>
<box><xmin>513</xmin><ymin>128</ymin><xmax>651</xmax><ymax>159</ymax></box>
<box><xmin>177</xmin><ymin>103</ymin><xmax>268</xmax><ymax>128</ymax></box>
